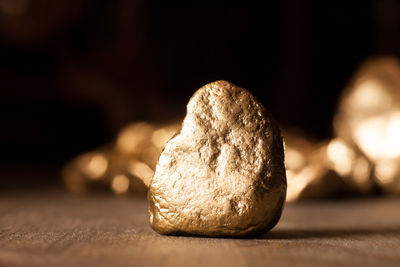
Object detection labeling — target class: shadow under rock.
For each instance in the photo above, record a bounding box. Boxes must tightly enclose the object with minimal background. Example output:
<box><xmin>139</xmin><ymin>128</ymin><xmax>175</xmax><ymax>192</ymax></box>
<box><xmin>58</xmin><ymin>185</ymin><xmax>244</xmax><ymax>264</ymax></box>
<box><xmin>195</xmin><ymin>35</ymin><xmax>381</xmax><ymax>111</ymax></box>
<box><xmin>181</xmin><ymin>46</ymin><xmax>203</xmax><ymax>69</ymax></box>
<box><xmin>259</xmin><ymin>227</ymin><xmax>400</xmax><ymax>240</ymax></box>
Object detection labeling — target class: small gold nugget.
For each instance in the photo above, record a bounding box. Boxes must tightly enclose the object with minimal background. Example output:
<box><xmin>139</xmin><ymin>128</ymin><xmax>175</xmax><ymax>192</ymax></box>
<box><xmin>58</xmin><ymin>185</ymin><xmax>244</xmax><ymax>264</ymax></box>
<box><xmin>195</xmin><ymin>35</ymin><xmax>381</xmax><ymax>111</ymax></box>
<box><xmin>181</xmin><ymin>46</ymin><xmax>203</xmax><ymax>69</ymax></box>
<box><xmin>148</xmin><ymin>81</ymin><xmax>286</xmax><ymax>237</ymax></box>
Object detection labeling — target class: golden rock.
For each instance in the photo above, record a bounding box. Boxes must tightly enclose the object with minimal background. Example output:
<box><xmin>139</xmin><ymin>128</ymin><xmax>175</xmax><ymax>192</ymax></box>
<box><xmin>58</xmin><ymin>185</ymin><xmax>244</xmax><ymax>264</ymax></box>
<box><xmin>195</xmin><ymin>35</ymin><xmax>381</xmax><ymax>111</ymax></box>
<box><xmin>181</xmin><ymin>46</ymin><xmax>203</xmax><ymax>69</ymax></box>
<box><xmin>334</xmin><ymin>57</ymin><xmax>400</xmax><ymax>194</ymax></box>
<box><xmin>284</xmin><ymin>127</ymin><xmax>374</xmax><ymax>202</ymax></box>
<box><xmin>63</xmin><ymin>121</ymin><xmax>181</xmax><ymax>195</ymax></box>
<box><xmin>116</xmin><ymin>122</ymin><xmax>155</xmax><ymax>157</ymax></box>
<box><xmin>148</xmin><ymin>81</ymin><xmax>286</xmax><ymax>237</ymax></box>
<box><xmin>62</xmin><ymin>149</ymin><xmax>111</xmax><ymax>194</ymax></box>
<box><xmin>116</xmin><ymin>121</ymin><xmax>181</xmax><ymax>169</ymax></box>
<box><xmin>62</xmin><ymin>145</ymin><xmax>149</xmax><ymax>195</ymax></box>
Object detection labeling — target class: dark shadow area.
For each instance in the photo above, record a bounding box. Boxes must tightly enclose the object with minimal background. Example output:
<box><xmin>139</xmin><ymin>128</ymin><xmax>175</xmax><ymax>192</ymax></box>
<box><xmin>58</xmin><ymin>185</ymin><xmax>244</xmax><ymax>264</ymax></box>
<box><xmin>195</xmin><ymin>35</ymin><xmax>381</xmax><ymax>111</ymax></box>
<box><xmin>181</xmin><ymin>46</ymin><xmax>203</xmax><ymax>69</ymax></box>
<box><xmin>259</xmin><ymin>227</ymin><xmax>400</xmax><ymax>240</ymax></box>
<box><xmin>152</xmin><ymin>226</ymin><xmax>400</xmax><ymax>240</ymax></box>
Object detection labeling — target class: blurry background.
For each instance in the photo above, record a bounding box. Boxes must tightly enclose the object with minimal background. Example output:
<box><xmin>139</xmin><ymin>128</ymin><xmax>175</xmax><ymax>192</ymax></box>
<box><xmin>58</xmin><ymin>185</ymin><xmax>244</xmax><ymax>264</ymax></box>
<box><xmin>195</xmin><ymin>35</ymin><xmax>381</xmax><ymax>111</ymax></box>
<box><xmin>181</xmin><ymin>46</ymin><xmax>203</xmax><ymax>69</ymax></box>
<box><xmin>1</xmin><ymin>0</ymin><xmax>400</xmax><ymax>192</ymax></box>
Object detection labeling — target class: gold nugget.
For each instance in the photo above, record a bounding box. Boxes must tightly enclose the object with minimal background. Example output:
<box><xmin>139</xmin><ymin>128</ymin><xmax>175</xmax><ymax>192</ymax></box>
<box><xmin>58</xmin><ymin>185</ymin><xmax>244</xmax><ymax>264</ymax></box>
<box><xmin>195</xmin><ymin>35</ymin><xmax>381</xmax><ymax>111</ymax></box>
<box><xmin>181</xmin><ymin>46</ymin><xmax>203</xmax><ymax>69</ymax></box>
<box><xmin>334</xmin><ymin>57</ymin><xmax>400</xmax><ymax>194</ymax></box>
<box><xmin>63</xmin><ymin>121</ymin><xmax>181</xmax><ymax>195</ymax></box>
<box><xmin>148</xmin><ymin>81</ymin><xmax>286</xmax><ymax>237</ymax></box>
<box><xmin>284</xmin><ymin>132</ymin><xmax>374</xmax><ymax>202</ymax></box>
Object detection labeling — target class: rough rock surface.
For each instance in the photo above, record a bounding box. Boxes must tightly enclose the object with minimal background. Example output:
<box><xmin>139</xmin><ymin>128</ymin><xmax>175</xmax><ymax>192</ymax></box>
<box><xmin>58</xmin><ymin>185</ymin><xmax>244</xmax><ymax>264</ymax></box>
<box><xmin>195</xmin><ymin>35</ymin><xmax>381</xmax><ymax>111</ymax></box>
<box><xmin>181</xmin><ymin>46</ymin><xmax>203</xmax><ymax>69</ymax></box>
<box><xmin>148</xmin><ymin>81</ymin><xmax>286</xmax><ymax>237</ymax></box>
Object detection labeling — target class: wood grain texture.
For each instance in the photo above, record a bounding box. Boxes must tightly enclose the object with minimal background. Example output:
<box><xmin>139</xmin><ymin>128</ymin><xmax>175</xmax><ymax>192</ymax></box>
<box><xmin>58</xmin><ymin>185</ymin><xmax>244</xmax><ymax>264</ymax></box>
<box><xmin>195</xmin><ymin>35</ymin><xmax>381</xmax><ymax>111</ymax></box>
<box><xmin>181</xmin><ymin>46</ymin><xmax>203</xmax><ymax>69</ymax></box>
<box><xmin>0</xmin><ymin>191</ymin><xmax>399</xmax><ymax>267</ymax></box>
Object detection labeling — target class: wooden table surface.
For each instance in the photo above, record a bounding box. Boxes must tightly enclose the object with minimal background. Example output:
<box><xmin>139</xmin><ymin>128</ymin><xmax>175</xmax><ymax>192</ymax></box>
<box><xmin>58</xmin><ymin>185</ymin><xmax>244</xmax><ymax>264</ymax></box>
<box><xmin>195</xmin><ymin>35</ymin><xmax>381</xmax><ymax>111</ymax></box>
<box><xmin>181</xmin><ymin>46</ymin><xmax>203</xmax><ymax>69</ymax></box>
<box><xmin>0</xmin><ymin>191</ymin><xmax>399</xmax><ymax>267</ymax></box>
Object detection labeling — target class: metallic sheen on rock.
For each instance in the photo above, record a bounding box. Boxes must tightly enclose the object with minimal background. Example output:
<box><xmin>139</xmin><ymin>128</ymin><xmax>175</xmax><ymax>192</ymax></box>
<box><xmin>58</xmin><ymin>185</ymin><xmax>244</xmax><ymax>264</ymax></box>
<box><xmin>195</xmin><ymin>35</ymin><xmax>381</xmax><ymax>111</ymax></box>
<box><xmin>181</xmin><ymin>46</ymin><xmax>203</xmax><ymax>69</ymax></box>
<box><xmin>148</xmin><ymin>81</ymin><xmax>287</xmax><ymax>237</ymax></box>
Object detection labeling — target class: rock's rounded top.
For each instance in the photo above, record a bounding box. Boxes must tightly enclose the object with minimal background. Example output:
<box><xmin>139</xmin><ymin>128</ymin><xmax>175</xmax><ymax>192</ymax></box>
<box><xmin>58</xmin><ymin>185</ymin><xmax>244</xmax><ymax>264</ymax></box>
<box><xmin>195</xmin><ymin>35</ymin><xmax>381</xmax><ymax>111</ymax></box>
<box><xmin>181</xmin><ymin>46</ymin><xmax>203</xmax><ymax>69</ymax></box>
<box><xmin>148</xmin><ymin>80</ymin><xmax>286</xmax><ymax>237</ymax></box>
<box><xmin>184</xmin><ymin>80</ymin><xmax>267</xmax><ymax>136</ymax></box>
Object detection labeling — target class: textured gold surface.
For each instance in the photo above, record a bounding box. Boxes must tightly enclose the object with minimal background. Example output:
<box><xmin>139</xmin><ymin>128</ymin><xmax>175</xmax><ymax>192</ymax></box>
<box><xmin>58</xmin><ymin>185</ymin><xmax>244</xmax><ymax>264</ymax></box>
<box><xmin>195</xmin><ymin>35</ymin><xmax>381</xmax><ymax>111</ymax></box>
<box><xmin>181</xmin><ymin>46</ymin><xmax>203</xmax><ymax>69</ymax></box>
<box><xmin>148</xmin><ymin>81</ymin><xmax>287</xmax><ymax>237</ymax></box>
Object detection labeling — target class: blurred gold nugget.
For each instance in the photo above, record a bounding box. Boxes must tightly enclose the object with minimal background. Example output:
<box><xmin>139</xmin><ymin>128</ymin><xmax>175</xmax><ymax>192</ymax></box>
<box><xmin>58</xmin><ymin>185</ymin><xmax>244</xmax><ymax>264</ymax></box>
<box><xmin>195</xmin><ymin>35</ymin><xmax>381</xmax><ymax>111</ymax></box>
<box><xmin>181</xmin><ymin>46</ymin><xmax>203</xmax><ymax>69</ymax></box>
<box><xmin>284</xmin><ymin>130</ymin><xmax>344</xmax><ymax>201</ymax></box>
<box><xmin>63</xmin><ymin>149</ymin><xmax>112</xmax><ymax>194</ymax></box>
<box><xmin>335</xmin><ymin>57</ymin><xmax>400</xmax><ymax>194</ymax></box>
<box><xmin>284</xmin><ymin>130</ymin><xmax>373</xmax><ymax>202</ymax></box>
<box><xmin>284</xmin><ymin>57</ymin><xmax>400</xmax><ymax>200</ymax></box>
<box><xmin>116</xmin><ymin>121</ymin><xmax>181</xmax><ymax>169</ymax></box>
<box><xmin>148</xmin><ymin>81</ymin><xmax>286</xmax><ymax>237</ymax></box>
<box><xmin>63</xmin><ymin>121</ymin><xmax>180</xmax><ymax>195</ymax></box>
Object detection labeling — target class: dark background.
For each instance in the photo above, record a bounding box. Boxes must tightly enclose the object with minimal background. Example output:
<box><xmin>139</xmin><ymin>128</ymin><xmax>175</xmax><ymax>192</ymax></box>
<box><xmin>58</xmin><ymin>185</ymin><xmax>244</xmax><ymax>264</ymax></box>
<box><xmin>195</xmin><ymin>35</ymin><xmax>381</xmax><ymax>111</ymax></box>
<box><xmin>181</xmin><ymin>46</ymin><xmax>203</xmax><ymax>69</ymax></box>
<box><xmin>0</xmin><ymin>0</ymin><xmax>399</xmax><ymax>189</ymax></box>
